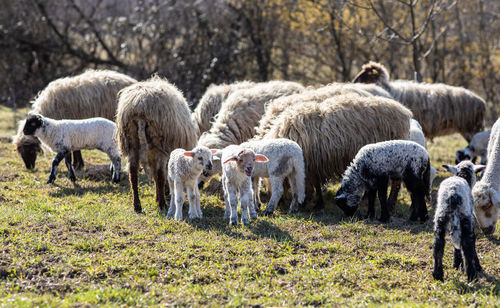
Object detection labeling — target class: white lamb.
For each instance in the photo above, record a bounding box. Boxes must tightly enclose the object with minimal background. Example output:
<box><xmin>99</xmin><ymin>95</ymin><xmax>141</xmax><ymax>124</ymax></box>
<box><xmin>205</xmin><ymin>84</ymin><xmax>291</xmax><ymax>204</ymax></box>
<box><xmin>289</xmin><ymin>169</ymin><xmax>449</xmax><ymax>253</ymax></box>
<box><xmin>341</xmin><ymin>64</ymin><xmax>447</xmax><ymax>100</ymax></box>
<box><xmin>218</xmin><ymin>145</ymin><xmax>269</xmax><ymax>225</ymax></box>
<box><xmin>23</xmin><ymin>114</ymin><xmax>121</xmax><ymax>184</ymax></box>
<box><xmin>455</xmin><ymin>130</ymin><xmax>491</xmax><ymax>165</ymax></box>
<box><xmin>166</xmin><ymin>146</ymin><xmax>216</xmax><ymax>220</ymax></box>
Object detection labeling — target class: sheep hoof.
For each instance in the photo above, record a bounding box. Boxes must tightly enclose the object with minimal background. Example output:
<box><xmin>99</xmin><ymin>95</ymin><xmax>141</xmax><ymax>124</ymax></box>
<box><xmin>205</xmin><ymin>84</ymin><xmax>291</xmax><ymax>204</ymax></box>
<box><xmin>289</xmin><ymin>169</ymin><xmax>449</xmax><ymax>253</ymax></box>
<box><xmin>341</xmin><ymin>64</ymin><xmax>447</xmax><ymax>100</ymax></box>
<box><xmin>432</xmin><ymin>270</ymin><xmax>444</xmax><ymax>281</ymax></box>
<box><xmin>242</xmin><ymin>219</ymin><xmax>250</xmax><ymax>226</ymax></box>
<box><xmin>263</xmin><ymin>209</ymin><xmax>274</xmax><ymax>216</ymax></box>
<box><xmin>69</xmin><ymin>175</ymin><xmax>76</xmax><ymax>182</ymax></box>
<box><xmin>47</xmin><ymin>177</ymin><xmax>55</xmax><ymax>184</ymax></box>
<box><xmin>134</xmin><ymin>205</ymin><xmax>143</xmax><ymax>214</ymax></box>
<box><xmin>230</xmin><ymin>218</ymin><xmax>238</xmax><ymax>225</ymax></box>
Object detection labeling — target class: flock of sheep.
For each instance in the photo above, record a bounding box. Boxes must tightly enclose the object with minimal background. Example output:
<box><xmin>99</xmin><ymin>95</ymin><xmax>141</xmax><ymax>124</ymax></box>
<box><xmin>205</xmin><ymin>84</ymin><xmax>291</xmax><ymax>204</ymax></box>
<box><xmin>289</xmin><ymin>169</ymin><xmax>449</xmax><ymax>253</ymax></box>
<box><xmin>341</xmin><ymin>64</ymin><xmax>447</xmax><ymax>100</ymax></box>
<box><xmin>11</xmin><ymin>62</ymin><xmax>500</xmax><ymax>282</ymax></box>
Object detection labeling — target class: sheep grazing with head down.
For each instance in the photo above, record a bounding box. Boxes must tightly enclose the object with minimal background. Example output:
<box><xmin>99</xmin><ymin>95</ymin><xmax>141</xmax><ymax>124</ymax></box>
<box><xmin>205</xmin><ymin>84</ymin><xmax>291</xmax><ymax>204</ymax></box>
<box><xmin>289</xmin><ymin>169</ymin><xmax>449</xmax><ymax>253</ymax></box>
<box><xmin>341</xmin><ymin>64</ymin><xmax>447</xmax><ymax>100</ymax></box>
<box><xmin>456</xmin><ymin>130</ymin><xmax>491</xmax><ymax>165</ymax></box>
<box><xmin>167</xmin><ymin>146</ymin><xmax>217</xmax><ymax>220</ymax></box>
<box><xmin>353</xmin><ymin>61</ymin><xmax>486</xmax><ymax>142</ymax></box>
<box><xmin>433</xmin><ymin>161</ymin><xmax>485</xmax><ymax>282</ymax></box>
<box><xmin>12</xmin><ymin>70</ymin><xmax>136</xmax><ymax>170</ymax></box>
<box><xmin>23</xmin><ymin>114</ymin><xmax>121</xmax><ymax>184</ymax></box>
<box><xmin>472</xmin><ymin>118</ymin><xmax>500</xmax><ymax>235</ymax></box>
<box><xmin>260</xmin><ymin>93</ymin><xmax>413</xmax><ymax>209</ymax></box>
<box><xmin>191</xmin><ymin>81</ymin><xmax>255</xmax><ymax>135</ymax></box>
<box><xmin>116</xmin><ymin>76</ymin><xmax>197</xmax><ymax>213</ymax></box>
<box><xmin>336</xmin><ymin>140</ymin><xmax>431</xmax><ymax>222</ymax></box>
<box><xmin>218</xmin><ymin>145</ymin><xmax>269</xmax><ymax>225</ymax></box>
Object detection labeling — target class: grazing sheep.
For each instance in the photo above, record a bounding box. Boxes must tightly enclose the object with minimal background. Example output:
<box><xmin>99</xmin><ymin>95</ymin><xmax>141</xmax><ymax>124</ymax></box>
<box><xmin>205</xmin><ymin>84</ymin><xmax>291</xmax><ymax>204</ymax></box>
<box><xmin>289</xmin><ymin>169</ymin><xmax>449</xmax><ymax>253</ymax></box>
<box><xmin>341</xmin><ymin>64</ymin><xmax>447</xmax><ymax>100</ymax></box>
<box><xmin>23</xmin><ymin>114</ymin><xmax>121</xmax><ymax>184</ymax></box>
<box><xmin>116</xmin><ymin>76</ymin><xmax>197</xmax><ymax>213</ymax></box>
<box><xmin>433</xmin><ymin>161</ymin><xmax>485</xmax><ymax>282</ymax></box>
<box><xmin>12</xmin><ymin>70</ymin><xmax>136</xmax><ymax>170</ymax></box>
<box><xmin>167</xmin><ymin>146</ymin><xmax>216</xmax><ymax>220</ymax></box>
<box><xmin>197</xmin><ymin>80</ymin><xmax>304</xmax><ymax>149</ymax></box>
<box><xmin>260</xmin><ymin>93</ymin><xmax>412</xmax><ymax>209</ymax></box>
<box><xmin>336</xmin><ymin>140</ymin><xmax>431</xmax><ymax>222</ymax></box>
<box><xmin>353</xmin><ymin>61</ymin><xmax>486</xmax><ymax>141</ymax></box>
<box><xmin>191</xmin><ymin>81</ymin><xmax>255</xmax><ymax>135</ymax></box>
<box><xmin>219</xmin><ymin>145</ymin><xmax>269</xmax><ymax>225</ymax></box>
<box><xmin>456</xmin><ymin>130</ymin><xmax>491</xmax><ymax>165</ymax></box>
<box><xmin>472</xmin><ymin>118</ymin><xmax>500</xmax><ymax>235</ymax></box>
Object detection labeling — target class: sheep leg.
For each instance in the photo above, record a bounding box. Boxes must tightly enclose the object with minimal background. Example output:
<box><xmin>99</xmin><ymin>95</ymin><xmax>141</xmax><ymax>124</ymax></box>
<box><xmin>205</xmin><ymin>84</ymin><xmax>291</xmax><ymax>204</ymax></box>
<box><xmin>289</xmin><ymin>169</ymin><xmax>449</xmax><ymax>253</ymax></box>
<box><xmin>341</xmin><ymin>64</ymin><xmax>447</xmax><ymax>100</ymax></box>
<box><xmin>246</xmin><ymin>181</ymin><xmax>258</xmax><ymax>221</ymax></box>
<box><xmin>222</xmin><ymin>177</ymin><xmax>231</xmax><ymax>219</ymax></box>
<box><xmin>186</xmin><ymin>185</ymin><xmax>200</xmax><ymax>219</ymax></box>
<box><xmin>387</xmin><ymin>180</ymin><xmax>401</xmax><ymax>213</ymax></box>
<box><xmin>453</xmin><ymin>248</ymin><xmax>463</xmax><ymax>271</ymax></box>
<box><xmin>128</xmin><ymin>150</ymin><xmax>142</xmax><ymax>213</ymax></box>
<box><xmin>173</xmin><ymin>181</ymin><xmax>185</xmax><ymax>220</ymax></box>
<box><xmin>240</xmin><ymin>189</ymin><xmax>252</xmax><ymax>226</ymax></box>
<box><xmin>264</xmin><ymin>177</ymin><xmax>284</xmax><ymax>215</ymax></box>
<box><xmin>252</xmin><ymin>177</ymin><xmax>261</xmax><ymax>213</ymax></box>
<box><xmin>108</xmin><ymin>154</ymin><xmax>121</xmax><ymax>183</ymax></box>
<box><xmin>225</xmin><ymin>182</ymin><xmax>239</xmax><ymax>225</ymax></box>
<box><xmin>287</xmin><ymin>174</ymin><xmax>299</xmax><ymax>214</ymax></box>
<box><xmin>167</xmin><ymin>176</ymin><xmax>175</xmax><ymax>218</ymax></box>
<box><xmin>472</xmin><ymin>233</ymin><xmax>482</xmax><ymax>273</ymax></box>
<box><xmin>313</xmin><ymin>182</ymin><xmax>324</xmax><ymax>210</ymax></box>
<box><xmin>432</xmin><ymin>216</ymin><xmax>448</xmax><ymax>281</ymax></box>
<box><xmin>377</xmin><ymin>177</ymin><xmax>390</xmax><ymax>222</ymax></box>
<box><xmin>366</xmin><ymin>189</ymin><xmax>376</xmax><ymax>220</ymax></box>
<box><xmin>72</xmin><ymin>150</ymin><xmax>84</xmax><ymax>170</ymax></box>
<box><xmin>47</xmin><ymin>151</ymin><xmax>67</xmax><ymax>184</ymax></box>
<box><xmin>154</xmin><ymin>167</ymin><xmax>167</xmax><ymax>214</ymax></box>
<box><xmin>64</xmin><ymin>152</ymin><xmax>76</xmax><ymax>182</ymax></box>
<box><xmin>193</xmin><ymin>185</ymin><xmax>202</xmax><ymax>218</ymax></box>
<box><xmin>460</xmin><ymin>217</ymin><xmax>478</xmax><ymax>281</ymax></box>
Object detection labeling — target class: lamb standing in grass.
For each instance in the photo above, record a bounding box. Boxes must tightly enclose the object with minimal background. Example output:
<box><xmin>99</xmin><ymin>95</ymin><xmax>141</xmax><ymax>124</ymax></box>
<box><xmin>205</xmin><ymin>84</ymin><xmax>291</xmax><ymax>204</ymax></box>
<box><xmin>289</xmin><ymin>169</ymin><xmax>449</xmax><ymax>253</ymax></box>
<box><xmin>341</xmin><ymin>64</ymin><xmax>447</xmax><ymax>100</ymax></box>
<box><xmin>167</xmin><ymin>146</ymin><xmax>217</xmax><ymax>220</ymax></box>
<box><xmin>335</xmin><ymin>140</ymin><xmax>430</xmax><ymax>222</ymax></box>
<box><xmin>455</xmin><ymin>130</ymin><xmax>491</xmax><ymax>165</ymax></box>
<box><xmin>23</xmin><ymin>114</ymin><xmax>121</xmax><ymax>184</ymax></box>
<box><xmin>219</xmin><ymin>145</ymin><xmax>269</xmax><ymax>225</ymax></box>
<box><xmin>433</xmin><ymin>161</ymin><xmax>485</xmax><ymax>282</ymax></box>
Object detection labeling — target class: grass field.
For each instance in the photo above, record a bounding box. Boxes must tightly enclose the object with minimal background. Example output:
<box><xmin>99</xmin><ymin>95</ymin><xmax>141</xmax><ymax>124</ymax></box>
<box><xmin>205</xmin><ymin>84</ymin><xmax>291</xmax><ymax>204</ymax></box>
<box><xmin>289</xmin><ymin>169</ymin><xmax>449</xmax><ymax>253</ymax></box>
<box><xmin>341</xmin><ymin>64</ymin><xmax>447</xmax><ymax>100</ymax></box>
<box><xmin>0</xmin><ymin>105</ymin><xmax>498</xmax><ymax>306</ymax></box>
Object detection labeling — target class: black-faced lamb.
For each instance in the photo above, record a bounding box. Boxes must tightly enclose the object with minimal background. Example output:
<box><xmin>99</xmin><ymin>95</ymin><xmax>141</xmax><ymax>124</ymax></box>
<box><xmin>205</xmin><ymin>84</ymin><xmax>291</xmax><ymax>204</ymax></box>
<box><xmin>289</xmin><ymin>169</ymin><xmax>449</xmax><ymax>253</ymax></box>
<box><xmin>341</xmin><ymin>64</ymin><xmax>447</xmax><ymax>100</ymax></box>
<box><xmin>12</xmin><ymin>69</ymin><xmax>136</xmax><ymax>170</ymax></box>
<box><xmin>166</xmin><ymin>146</ymin><xmax>216</xmax><ymax>220</ymax></box>
<box><xmin>335</xmin><ymin>140</ymin><xmax>430</xmax><ymax>222</ymax></box>
<box><xmin>219</xmin><ymin>145</ymin><xmax>268</xmax><ymax>225</ymax></box>
<box><xmin>23</xmin><ymin>114</ymin><xmax>121</xmax><ymax>184</ymax></box>
<box><xmin>116</xmin><ymin>76</ymin><xmax>197</xmax><ymax>213</ymax></box>
<box><xmin>433</xmin><ymin>161</ymin><xmax>485</xmax><ymax>282</ymax></box>
<box><xmin>472</xmin><ymin>118</ymin><xmax>500</xmax><ymax>235</ymax></box>
<box><xmin>353</xmin><ymin>61</ymin><xmax>486</xmax><ymax>142</ymax></box>
<box><xmin>455</xmin><ymin>130</ymin><xmax>491</xmax><ymax>165</ymax></box>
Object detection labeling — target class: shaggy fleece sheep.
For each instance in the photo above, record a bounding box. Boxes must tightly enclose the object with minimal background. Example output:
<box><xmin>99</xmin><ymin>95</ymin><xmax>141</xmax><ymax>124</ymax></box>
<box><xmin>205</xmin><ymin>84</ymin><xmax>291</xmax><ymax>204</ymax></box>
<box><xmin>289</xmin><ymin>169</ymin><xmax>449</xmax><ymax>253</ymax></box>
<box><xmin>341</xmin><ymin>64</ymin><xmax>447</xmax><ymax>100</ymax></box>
<box><xmin>353</xmin><ymin>61</ymin><xmax>486</xmax><ymax>141</ymax></box>
<box><xmin>197</xmin><ymin>80</ymin><xmax>304</xmax><ymax>149</ymax></box>
<box><xmin>12</xmin><ymin>69</ymin><xmax>136</xmax><ymax>170</ymax></box>
<box><xmin>191</xmin><ymin>81</ymin><xmax>255</xmax><ymax>135</ymax></box>
<box><xmin>116</xmin><ymin>76</ymin><xmax>197</xmax><ymax>213</ymax></box>
<box><xmin>260</xmin><ymin>93</ymin><xmax>413</xmax><ymax>208</ymax></box>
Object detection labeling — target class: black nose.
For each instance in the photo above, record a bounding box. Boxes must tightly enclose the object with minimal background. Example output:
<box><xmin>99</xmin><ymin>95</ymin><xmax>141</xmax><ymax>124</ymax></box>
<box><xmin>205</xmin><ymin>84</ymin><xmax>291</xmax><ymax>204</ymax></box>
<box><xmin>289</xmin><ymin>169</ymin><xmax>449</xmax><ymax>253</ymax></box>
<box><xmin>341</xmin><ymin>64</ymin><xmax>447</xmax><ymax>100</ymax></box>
<box><xmin>206</xmin><ymin>162</ymin><xmax>212</xmax><ymax>170</ymax></box>
<box><xmin>482</xmin><ymin>225</ymin><xmax>495</xmax><ymax>235</ymax></box>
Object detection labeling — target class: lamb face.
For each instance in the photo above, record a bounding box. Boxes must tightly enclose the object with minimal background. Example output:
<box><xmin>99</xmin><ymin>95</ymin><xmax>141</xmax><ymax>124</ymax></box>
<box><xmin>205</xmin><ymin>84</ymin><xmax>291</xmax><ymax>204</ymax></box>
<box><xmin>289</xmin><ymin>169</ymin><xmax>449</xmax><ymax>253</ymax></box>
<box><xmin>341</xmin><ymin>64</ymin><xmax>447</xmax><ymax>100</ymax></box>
<box><xmin>23</xmin><ymin>114</ymin><xmax>44</xmax><ymax>136</ymax></box>
<box><xmin>472</xmin><ymin>183</ymin><xmax>500</xmax><ymax>235</ymax></box>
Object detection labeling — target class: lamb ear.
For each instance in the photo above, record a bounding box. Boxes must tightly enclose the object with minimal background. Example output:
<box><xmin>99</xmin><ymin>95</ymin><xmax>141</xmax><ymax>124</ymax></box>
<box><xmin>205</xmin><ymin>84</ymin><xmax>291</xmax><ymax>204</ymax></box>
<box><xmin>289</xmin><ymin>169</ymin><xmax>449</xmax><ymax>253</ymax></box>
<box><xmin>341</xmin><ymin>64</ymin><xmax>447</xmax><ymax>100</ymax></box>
<box><xmin>210</xmin><ymin>149</ymin><xmax>218</xmax><ymax>155</ymax></box>
<box><xmin>184</xmin><ymin>151</ymin><xmax>194</xmax><ymax>157</ymax></box>
<box><xmin>255</xmin><ymin>154</ymin><xmax>268</xmax><ymax>162</ymax></box>
<box><xmin>223</xmin><ymin>157</ymin><xmax>237</xmax><ymax>164</ymax></box>
<box><xmin>335</xmin><ymin>193</ymin><xmax>346</xmax><ymax>200</ymax></box>
<box><xmin>473</xmin><ymin>165</ymin><xmax>486</xmax><ymax>174</ymax></box>
<box><xmin>442</xmin><ymin>164</ymin><xmax>457</xmax><ymax>175</ymax></box>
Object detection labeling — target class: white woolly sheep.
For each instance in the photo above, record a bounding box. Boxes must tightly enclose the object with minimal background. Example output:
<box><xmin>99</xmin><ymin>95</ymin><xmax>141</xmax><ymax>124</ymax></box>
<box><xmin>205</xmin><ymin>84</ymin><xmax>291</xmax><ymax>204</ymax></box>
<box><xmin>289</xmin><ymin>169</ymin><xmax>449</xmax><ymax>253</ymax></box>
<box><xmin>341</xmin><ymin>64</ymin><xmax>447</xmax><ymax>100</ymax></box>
<box><xmin>191</xmin><ymin>81</ymin><xmax>255</xmax><ymax>135</ymax></box>
<box><xmin>23</xmin><ymin>114</ymin><xmax>121</xmax><ymax>184</ymax></box>
<box><xmin>219</xmin><ymin>145</ymin><xmax>269</xmax><ymax>225</ymax></box>
<box><xmin>116</xmin><ymin>76</ymin><xmax>197</xmax><ymax>213</ymax></box>
<box><xmin>335</xmin><ymin>140</ymin><xmax>431</xmax><ymax>222</ymax></box>
<box><xmin>456</xmin><ymin>130</ymin><xmax>491</xmax><ymax>165</ymax></box>
<box><xmin>167</xmin><ymin>146</ymin><xmax>217</xmax><ymax>220</ymax></box>
<box><xmin>197</xmin><ymin>80</ymin><xmax>304</xmax><ymax>149</ymax></box>
<box><xmin>472</xmin><ymin>118</ymin><xmax>500</xmax><ymax>235</ymax></box>
<box><xmin>433</xmin><ymin>161</ymin><xmax>485</xmax><ymax>282</ymax></box>
<box><xmin>12</xmin><ymin>69</ymin><xmax>136</xmax><ymax>170</ymax></box>
<box><xmin>260</xmin><ymin>93</ymin><xmax>413</xmax><ymax>209</ymax></box>
<box><xmin>353</xmin><ymin>61</ymin><xmax>486</xmax><ymax>142</ymax></box>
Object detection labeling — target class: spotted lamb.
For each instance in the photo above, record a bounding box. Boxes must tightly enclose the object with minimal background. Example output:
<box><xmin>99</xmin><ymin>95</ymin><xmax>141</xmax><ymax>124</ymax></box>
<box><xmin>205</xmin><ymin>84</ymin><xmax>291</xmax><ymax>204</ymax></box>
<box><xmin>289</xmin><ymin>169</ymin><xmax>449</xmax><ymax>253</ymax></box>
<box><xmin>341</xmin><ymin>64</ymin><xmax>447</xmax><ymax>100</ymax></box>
<box><xmin>433</xmin><ymin>161</ymin><xmax>485</xmax><ymax>282</ymax></box>
<box><xmin>23</xmin><ymin>114</ymin><xmax>121</xmax><ymax>184</ymax></box>
<box><xmin>455</xmin><ymin>130</ymin><xmax>491</xmax><ymax>165</ymax></box>
<box><xmin>335</xmin><ymin>140</ymin><xmax>430</xmax><ymax>222</ymax></box>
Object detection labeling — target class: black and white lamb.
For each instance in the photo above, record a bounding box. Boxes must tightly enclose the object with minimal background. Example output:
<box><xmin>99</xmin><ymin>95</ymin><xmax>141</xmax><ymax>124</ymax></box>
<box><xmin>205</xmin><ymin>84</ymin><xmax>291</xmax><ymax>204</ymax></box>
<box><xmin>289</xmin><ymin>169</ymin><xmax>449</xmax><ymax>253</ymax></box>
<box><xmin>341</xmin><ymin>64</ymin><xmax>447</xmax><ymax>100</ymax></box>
<box><xmin>433</xmin><ymin>161</ymin><xmax>485</xmax><ymax>282</ymax></box>
<box><xmin>455</xmin><ymin>130</ymin><xmax>491</xmax><ymax>165</ymax></box>
<box><xmin>23</xmin><ymin>114</ymin><xmax>121</xmax><ymax>184</ymax></box>
<box><xmin>335</xmin><ymin>140</ymin><xmax>430</xmax><ymax>222</ymax></box>
<box><xmin>167</xmin><ymin>146</ymin><xmax>216</xmax><ymax>220</ymax></box>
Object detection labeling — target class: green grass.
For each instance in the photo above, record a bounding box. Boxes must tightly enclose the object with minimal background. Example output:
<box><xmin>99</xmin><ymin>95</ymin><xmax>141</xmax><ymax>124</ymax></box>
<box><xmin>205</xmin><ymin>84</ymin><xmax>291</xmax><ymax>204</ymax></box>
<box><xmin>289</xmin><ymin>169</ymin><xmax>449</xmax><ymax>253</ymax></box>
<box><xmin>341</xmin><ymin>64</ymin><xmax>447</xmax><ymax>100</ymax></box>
<box><xmin>0</xmin><ymin>108</ymin><xmax>498</xmax><ymax>306</ymax></box>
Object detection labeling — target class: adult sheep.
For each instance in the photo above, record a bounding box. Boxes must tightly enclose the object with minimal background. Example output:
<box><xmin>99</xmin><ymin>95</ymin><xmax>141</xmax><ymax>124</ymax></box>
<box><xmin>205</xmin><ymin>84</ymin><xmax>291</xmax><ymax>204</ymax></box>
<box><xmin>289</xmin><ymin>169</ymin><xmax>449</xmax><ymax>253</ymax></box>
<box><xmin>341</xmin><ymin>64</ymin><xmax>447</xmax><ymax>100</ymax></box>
<box><xmin>191</xmin><ymin>81</ymin><xmax>255</xmax><ymax>135</ymax></box>
<box><xmin>12</xmin><ymin>69</ymin><xmax>137</xmax><ymax>170</ymax></box>
<box><xmin>352</xmin><ymin>61</ymin><xmax>486</xmax><ymax>141</ymax></box>
<box><xmin>116</xmin><ymin>76</ymin><xmax>197</xmax><ymax>213</ymax></box>
<box><xmin>260</xmin><ymin>93</ymin><xmax>413</xmax><ymax>209</ymax></box>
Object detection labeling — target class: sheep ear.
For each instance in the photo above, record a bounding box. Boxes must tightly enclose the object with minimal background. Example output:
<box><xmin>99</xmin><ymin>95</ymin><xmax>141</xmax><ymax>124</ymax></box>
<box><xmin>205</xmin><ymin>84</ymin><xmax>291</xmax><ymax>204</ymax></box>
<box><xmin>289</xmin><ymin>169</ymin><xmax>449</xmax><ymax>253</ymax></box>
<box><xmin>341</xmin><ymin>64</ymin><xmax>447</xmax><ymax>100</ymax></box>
<box><xmin>335</xmin><ymin>193</ymin><xmax>346</xmax><ymax>200</ymax></box>
<box><xmin>210</xmin><ymin>149</ymin><xmax>218</xmax><ymax>155</ymax></box>
<box><xmin>474</xmin><ymin>165</ymin><xmax>486</xmax><ymax>174</ymax></box>
<box><xmin>442</xmin><ymin>164</ymin><xmax>457</xmax><ymax>175</ymax></box>
<box><xmin>223</xmin><ymin>157</ymin><xmax>237</xmax><ymax>164</ymax></box>
<box><xmin>184</xmin><ymin>151</ymin><xmax>194</xmax><ymax>157</ymax></box>
<box><xmin>255</xmin><ymin>154</ymin><xmax>268</xmax><ymax>162</ymax></box>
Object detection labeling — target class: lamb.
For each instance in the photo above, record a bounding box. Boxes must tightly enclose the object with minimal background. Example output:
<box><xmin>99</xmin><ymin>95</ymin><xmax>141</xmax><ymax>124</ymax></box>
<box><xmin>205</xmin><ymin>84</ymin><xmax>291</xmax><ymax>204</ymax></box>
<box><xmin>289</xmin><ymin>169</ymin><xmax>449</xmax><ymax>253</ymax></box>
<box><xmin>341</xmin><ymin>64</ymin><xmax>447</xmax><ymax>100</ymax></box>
<box><xmin>219</xmin><ymin>145</ymin><xmax>269</xmax><ymax>225</ymax></box>
<box><xmin>22</xmin><ymin>114</ymin><xmax>121</xmax><ymax>184</ymax></box>
<box><xmin>335</xmin><ymin>140</ymin><xmax>431</xmax><ymax>222</ymax></box>
<box><xmin>260</xmin><ymin>93</ymin><xmax>413</xmax><ymax>209</ymax></box>
<box><xmin>166</xmin><ymin>146</ymin><xmax>217</xmax><ymax>220</ymax></box>
<box><xmin>197</xmin><ymin>80</ymin><xmax>304</xmax><ymax>149</ymax></box>
<box><xmin>191</xmin><ymin>81</ymin><xmax>255</xmax><ymax>135</ymax></box>
<box><xmin>353</xmin><ymin>61</ymin><xmax>486</xmax><ymax>141</ymax></box>
<box><xmin>116</xmin><ymin>76</ymin><xmax>197</xmax><ymax>213</ymax></box>
<box><xmin>433</xmin><ymin>161</ymin><xmax>485</xmax><ymax>282</ymax></box>
<box><xmin>455</xmin><ymin>130</ymin><xmax>491</xmax><ymax>165</ymax></box>
<box><xmin>472</xmin><ymin>118</ymin><xmax>500</xmax><ymax>235</ymax></box>
<box><xmin>12</xmin><ymin>69</ymin><xmax>136</xmax><ymax>170</ymax></box>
